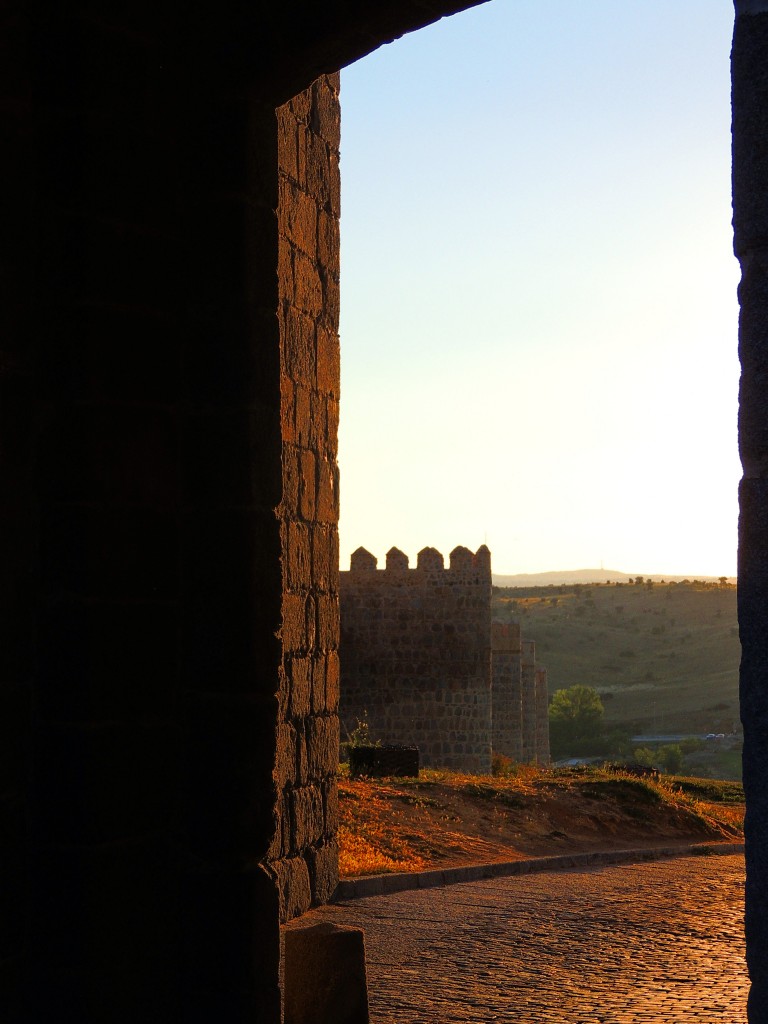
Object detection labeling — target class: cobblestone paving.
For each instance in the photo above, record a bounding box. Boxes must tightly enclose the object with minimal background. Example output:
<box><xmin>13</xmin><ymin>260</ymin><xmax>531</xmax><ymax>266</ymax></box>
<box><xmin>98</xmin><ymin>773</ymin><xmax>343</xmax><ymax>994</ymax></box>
<box><xmin>297</xmin><ymin>854</ymin><xmax>747</xmax><ymax>1023</ymax></box>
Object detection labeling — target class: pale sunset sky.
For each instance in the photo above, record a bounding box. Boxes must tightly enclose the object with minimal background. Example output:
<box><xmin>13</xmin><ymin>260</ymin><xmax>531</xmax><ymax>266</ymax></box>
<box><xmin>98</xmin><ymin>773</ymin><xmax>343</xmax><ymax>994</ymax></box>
<box><xmin>336</xmin><ymin>0</ymin><xmax>740</xmax><ymax>578</ymax></box>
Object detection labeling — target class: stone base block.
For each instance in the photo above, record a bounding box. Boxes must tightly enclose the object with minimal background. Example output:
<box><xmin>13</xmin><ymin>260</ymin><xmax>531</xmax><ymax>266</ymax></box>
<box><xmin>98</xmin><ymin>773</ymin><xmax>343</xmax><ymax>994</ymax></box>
<box><xmin>349</xmin><ymin>744</ymin><xmax>419</xmax><ymax>778</ymax></box>
<box><xmin>284</xmin><ymin>921</ymin><xmax>369</xmax><ymax>1024</ymax></box>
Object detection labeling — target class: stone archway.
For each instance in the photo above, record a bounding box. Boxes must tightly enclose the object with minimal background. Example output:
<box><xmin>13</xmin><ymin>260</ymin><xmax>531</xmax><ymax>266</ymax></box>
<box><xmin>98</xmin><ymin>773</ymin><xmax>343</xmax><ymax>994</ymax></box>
<box><xmin>2</xmin><ymin>2</ymin><xmax>767</xmax><ymax>1021</ymax></box>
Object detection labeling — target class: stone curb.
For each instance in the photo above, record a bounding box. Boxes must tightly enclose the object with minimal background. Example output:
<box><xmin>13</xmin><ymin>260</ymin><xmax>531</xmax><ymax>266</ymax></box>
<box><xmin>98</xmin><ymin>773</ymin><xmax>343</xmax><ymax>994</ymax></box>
<box><xmin>331</xmin><ymin>841</ymin><xmax>745</xmax><ymax>902</ymax></box>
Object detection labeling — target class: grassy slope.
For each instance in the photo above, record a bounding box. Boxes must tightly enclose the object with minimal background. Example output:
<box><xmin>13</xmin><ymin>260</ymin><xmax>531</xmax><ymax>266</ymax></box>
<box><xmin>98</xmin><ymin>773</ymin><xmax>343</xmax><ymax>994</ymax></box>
<box><xmin>493</xmin><ymin>581</ymin><xmax>740</xmax><ymax>736</ymax></box>
<box><xmin>338</xmin><ymin>765</ymin><xmax>744</xmax><ymax>877</ymax></box>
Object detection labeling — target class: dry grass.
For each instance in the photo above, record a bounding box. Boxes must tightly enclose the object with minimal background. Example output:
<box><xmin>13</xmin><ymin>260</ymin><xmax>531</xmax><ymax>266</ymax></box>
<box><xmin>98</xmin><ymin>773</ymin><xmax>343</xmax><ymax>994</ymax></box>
<box><xmin>337</xmin><ymin>763</ymin><xmax>744</xmax><ymax>878</ymax></box>
<box><xmin>338</xmin><ymin>772</ymin><xmax>428</xmax><ymax>875</ymax></box>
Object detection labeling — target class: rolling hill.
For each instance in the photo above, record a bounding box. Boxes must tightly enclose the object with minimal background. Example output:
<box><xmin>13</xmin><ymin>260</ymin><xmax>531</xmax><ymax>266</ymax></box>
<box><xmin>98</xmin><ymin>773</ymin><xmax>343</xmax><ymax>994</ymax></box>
<box><xmin>492</xmin><ymin>579</ymin><xmax>740</xmax><ymax>739</ymax></box>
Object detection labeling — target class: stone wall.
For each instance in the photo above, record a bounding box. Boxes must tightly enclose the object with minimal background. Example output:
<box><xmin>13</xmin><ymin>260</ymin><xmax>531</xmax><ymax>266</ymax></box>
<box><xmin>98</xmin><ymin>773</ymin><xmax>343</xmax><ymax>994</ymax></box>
<box><xmin>520</xmin><ymin>641</ymin><xmax>538</xmax><ymax>763</ymax></box>
<box><xmin>489</xmin><ymin>625</ymin><xmax>549</xmax><ymax>765</ymax></box>
<box><xmin>340</xmin><ymin>547</ymin><xmax>549</xmax><ymax>772</ymax></box>
<box><xmin>535</xmin><ymin>667</ymin><xmax>551</xmax><ymax>765</ymax></box>
<box><xmin>272</xmin><ymin>77</ymin><xmax>341</xmax><ymax>922</ymax></box>
<box><xmin>340</xmin><ymin>545</ymin><xmax>493</xmax><ymax>772</ymax></box>
<box><xmin>490</xmin><ymin>623</ymin><xmax>523</xmax><ymax>761</ymax></box>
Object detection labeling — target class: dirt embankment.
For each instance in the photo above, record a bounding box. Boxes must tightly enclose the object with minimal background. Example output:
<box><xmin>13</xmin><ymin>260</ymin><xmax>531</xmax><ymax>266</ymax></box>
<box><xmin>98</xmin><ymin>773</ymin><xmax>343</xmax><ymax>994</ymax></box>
<box><xmin>337</xmin><ymin>768</ymin><xmax>744</xmax><ymax>877</ymax></box>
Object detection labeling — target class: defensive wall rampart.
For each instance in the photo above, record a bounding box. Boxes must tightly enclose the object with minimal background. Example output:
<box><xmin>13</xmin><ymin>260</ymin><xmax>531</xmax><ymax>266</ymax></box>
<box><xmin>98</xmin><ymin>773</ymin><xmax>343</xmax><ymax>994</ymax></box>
<box><xmin>340</xmin><ymin>545</ymin><xmax>494</xmax><ymax>772</ymax></box>
<box><xmin>340</xmin><ymin>546</ymin><xmax>549</xmax><ymax>772</ymax></box>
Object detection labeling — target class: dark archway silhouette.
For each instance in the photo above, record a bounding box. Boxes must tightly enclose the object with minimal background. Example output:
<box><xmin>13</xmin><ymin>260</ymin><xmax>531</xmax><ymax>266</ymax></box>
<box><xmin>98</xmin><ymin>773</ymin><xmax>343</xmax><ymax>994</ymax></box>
<box><xmin>1</xmin><ymin>3</ymin><xmax>767</xmax><ymax>1021</ymax></box>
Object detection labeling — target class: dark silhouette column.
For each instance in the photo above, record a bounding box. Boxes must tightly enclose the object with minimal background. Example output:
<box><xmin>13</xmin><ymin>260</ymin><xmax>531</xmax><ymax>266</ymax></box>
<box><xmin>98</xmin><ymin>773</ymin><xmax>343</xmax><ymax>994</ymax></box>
<box><xmin>2</xmin><ymin>11</ymin><xmax>285</xmax><ymax>1021</ymax></box>
<box><xmin>733</xmin><ymin>3</ymin><xmax>768</xmax><ymax>1020</ymax></box>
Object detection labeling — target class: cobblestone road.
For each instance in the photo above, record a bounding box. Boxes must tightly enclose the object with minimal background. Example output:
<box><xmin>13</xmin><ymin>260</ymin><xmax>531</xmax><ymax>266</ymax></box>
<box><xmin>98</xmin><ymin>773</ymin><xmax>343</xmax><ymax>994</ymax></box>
<box><xmin>294</xmin><ymin>854</ymin><xmax>747</xmax><ymax>1023</ymax></box>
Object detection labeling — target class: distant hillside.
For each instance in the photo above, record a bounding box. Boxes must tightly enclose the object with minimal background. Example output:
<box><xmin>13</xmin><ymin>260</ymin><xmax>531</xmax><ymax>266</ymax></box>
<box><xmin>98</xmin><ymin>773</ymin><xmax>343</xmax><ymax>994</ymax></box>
<box><xmin>492</xmin><ymin>579</ymin><xmax>740</xmax><ymax>739</ymax></box>
<box><xmin>492</xmin><ymin>569</ymin><xmax>734</xmax><ymax>587</ymax></box>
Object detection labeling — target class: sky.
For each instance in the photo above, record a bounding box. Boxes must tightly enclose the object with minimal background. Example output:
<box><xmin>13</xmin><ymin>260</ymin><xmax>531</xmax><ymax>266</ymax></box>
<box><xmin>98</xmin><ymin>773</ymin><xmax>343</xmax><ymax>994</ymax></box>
<box><xmin>336</xmin><ymin>0</ymin><xmax>741</xmax><ymax>578</ymax></box>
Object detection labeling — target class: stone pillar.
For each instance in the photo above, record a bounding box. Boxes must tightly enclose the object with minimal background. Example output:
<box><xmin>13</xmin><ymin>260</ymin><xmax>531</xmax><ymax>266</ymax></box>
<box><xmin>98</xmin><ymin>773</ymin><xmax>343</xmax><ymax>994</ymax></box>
<box><xmin>0</xmin><ymin>12</ymin><xmax>303</xmax><ymax>1020</ymax></box>
<box><xmin>270</xmin><ymin>76</ymin><xmax>341</xmax><ymax>922</ymax></box>
<box><xmin>733</xmin><ymin>4</ymin><xmax>768</xmax><ymax>1019</ymax></box>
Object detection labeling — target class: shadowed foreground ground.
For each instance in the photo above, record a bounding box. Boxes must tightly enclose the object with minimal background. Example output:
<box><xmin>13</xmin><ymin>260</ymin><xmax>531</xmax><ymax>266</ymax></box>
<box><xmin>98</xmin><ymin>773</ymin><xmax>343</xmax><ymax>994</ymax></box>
<box><xmin>287</xmin><ymin>853</ymin><xmax>746</xmax><ymax>1023</ymax></box>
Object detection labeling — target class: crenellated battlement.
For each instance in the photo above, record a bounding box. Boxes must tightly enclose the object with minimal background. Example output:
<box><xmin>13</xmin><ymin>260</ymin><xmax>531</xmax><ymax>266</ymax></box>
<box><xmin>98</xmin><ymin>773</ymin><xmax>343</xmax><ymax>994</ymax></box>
<box><xmin>346</xmin><ymin>543</ymin><xmax>492</xmax><ymax>579</ymax></box>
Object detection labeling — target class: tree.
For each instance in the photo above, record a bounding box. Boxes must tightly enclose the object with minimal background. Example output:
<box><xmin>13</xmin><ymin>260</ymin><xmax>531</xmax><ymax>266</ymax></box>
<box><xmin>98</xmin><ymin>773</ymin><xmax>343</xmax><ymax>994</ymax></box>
<box><xmin>633</xmin><ymin>747</ymin><xmax>656</xmax><ymax>768</ymax></box>
<box><xmin>549</xmin><ymin>685</ymin><xmax>604</xmax><ymax>756</ymax></box>
<box><xmin>659</xmin><ymin>744</ymin><xmax>683</xmax><ymax>774</ymax></box>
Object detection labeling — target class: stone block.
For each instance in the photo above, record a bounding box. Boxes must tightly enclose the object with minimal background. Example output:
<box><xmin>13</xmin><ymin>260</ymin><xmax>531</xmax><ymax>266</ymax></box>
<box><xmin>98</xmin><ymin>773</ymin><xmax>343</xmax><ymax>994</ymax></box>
<box><xmin>275</xmin><ymin>723</ymin><xmax>297</xmax><ymax>789</ymax></box>
<box><xmin>307</xmin><ymin>839</ymin><xmax>339</xmax><ymax>905</ymax></box>
<box><xmin>273</xmin><ymin>856</ymin><xmax>311</xmax><ymax>922</ymax></box>
<box><xmin>293</xmin><ymin>250</ymin><xmax>323</xmax><ymax>317</ymax></box>
<box><xmin>328</xmin><ymin>150</ymin><xmax>341</xmax><ymax>217</ymax></box>
<box><xmin>291</xmin><ymin>785</ymin><xmax>324</xmax><ymax>851</ymax></box>
<box><xmin>322</xmin><ymin>269</ymin><xmax>340</xmax><ymax>327</ymax></box>
<box><xmin>278</xmin><ymin>107</ymin><xmax>299</xmax><ymax>182</ymax></box>
<box><xmin>316</xmin><ymin>456</ymin><xmax>337</xmax><ymax>523</ymax></box>
<box><xmin>316</xmin><ymin>322</ymin><xmax>340</xmax><ymax>395</ymax></box>
<box><xmin>286</xmin><ymin>521</ymin><xmax>312</xmax><ymax>591</ymax></box>
<box><xmin>311</xmin><ymin>78</ymin><xmax>341</xmax><ymax>151</ymax></box>
<box><xmin>306</xmin><ymin>132</ymin><xmax>331</xmax><ymax>209</ymax></box>
<box><xmin>289</xmin><ymin>88</ymin><xmax>312</xmax><ymax>124</ymax></box>
<box><xmin>281</xmin><ymin>179</ymin><xmax>317</xmax><ymax>258</ymax></box>
<box><xmin>325</xmin><ymin>651</ymin><xmax>340</xmax><ymax>709</ymax></box>
<box><xmin>317</xmin><ymin>211</ymin><xmax>340</xmax><ymax>280</ymax></box>
<box><xmin>309</xmin><ymin>654</ymin><xmax>327</xmax><ymax>714</ymax></box>
<box><xmin>317</xmin><ymin>593</ymin><xmax>339</xmax><ymax>648</ymax></box>
<box><xmin>326</xmin><ymin>398</ymin><xmax>339</xmax><ymax>450</ymax></box>
<box><xmin>349</xmin><ymin>745</ymin><xmax>419</xmax><ymax>779</ymax></box>
<box><xmin>278</xmin><ymin>234</ymin><xmax>294</xmax><ymax>303</ymax></box>
<box><xmin>280</xmin><ymin>373</ymin><xmax>297</xmax><ymax>444</ymax></box>
<box><xmin>296</xmin><ymin>725</ymin><xmax>309</xmax><ymax>786</ymax></box>
<box><xmin>289</xmin><ymin>656</ymin><xmax>312</xmax><ymax>719</ymax></box>
<box><xmin>299</xmin><ymin>450</ymin><xmax>316</xmax><ymax>521</ymax></box>
<box><xmin>306</xmin><ymin>716</ymin><xmax>339</xmax><ymax>777</ymax></box>
<box><xmin>281</xmin><ymin>594</ymin><xmax>306</xmax><ymax>653</ymax></box>
<box><xmin>281</xmin><ymin>446</ymin><xmax>300</xmax><ymax>516</ymax></box>
<box><xmin>283</xmin><ymin>306</ymin><xmax>315</xmax><ymax>386</ymax></box>
<box><xmin>284</xmin><ymin>922</ymin><xmax>369</xmax><ymax>1024</ymax></box>
<box><xmin>322</xmin><ymin>779</ymin><xmax>339</xmax><ymax>837</ymax></box>
<box><xmin>311</xmin><ymin>524</ymin><xmax>335</xmax><ymax>592</ymax></box>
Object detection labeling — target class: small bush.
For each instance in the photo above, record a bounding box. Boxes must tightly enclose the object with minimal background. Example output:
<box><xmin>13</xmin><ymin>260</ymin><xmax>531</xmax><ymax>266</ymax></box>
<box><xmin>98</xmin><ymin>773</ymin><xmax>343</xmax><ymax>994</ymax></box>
<box><xmin>347</xmin><ymin>712</ymin><xmax>381</xmax><ymax>749</ymax></box>
<box><xmin>492</xmin><ymin>752</ymin><xmax>518</xmax><ymax>777</ymax></box>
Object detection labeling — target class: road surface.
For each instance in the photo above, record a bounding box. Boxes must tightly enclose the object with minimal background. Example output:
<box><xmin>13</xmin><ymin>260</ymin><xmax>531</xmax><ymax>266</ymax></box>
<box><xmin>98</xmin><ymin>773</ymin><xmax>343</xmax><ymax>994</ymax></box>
<box><xmin>287</xmin><ymin>853</ymin><xmax>747</xmax><ymax>1023</ymax></box>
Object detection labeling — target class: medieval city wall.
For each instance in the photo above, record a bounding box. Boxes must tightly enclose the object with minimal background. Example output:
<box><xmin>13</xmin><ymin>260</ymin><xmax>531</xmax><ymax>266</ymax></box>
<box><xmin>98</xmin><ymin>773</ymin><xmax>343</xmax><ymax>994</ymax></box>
<box><xmin>340</xmin><ymin>545</ymin><xmax>493</xmax><ymax>773</ymax></box>
<box><xmin>490</xmin><ymin>622</ymin><xmax>523</xmax><ymax>761</ymax></box>
<box><xmin>535</xmin><ymin>666</ymin><xmax>551</xmax><ymax>765</ymax></box>
<box><xmin>491</xmin><ymin>625</ymin><xmax>549</xmax><ymax>765</ymax></box>
<box><xmin>340</xmin><ymin>546</ymin><xmax>549</xmax><ymax>772</ymax></box>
